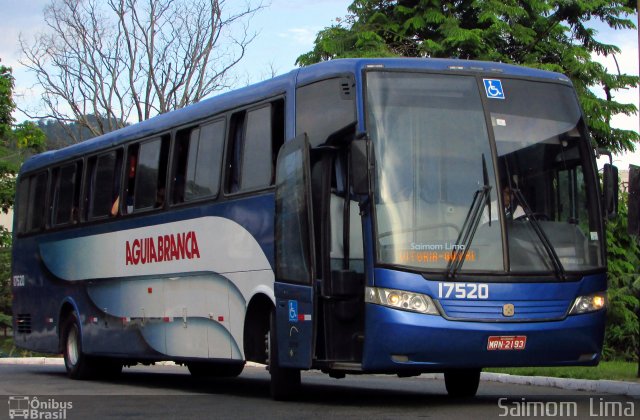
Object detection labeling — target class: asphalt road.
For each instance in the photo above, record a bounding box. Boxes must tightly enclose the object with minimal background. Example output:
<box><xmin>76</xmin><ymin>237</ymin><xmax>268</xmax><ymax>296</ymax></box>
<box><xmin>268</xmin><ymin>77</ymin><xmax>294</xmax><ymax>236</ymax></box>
<box><xmin>0</xmin><ymin>364</ymin><xmax>637</xmax><ymax>420</ymax></box>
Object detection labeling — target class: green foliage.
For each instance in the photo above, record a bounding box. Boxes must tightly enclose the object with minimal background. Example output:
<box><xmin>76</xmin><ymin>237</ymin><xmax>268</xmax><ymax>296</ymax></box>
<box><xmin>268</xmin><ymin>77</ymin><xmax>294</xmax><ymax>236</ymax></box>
<box><xmin>488</xmin><ymin>360</ymin><xmax>639</xmax><ymax>381</ymax></box>
<box><xmin>0</xmin><ymin>250</ymin><xmax>10</xmax><ymax>317</ymax></box>
<box><xmin>0</xmin><ymin>249</ymin><xmax>10</xmax><ymax>337</ymax></box>
<box><xmin>0</xmin><ymin>60</ymin><xmax>47</xmax><ymax>330</ymax></box>
<box><xmin>604</xmin><ymin>191</ymin><xmax>640</xmax><ymax>361</ymax></box>
<box><xmin>0</xmin><ymin>64</ymin><xmax>47</xmax><ymax>216</ymax></box>
<box><xmin>0</xmin><ymin>62</ymin><xmax>15</xmax><ymax>138</ymax></box>
<box><xmin>298</xmin><ymin>0</ymin><xmax>639</xmax><ymax>153</ymax></box>
<box><xmin>13</xmin><ymin>121</ymin><xmax>46</xmax><ymax>153</ymax></box>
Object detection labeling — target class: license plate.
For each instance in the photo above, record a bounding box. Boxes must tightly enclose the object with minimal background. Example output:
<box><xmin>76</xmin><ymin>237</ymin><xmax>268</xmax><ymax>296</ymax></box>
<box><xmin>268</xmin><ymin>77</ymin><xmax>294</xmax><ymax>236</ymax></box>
<box><xmin>487</xmin><ymin>335</ymin><xmax>527</xmax><ymax>351</ymax></box>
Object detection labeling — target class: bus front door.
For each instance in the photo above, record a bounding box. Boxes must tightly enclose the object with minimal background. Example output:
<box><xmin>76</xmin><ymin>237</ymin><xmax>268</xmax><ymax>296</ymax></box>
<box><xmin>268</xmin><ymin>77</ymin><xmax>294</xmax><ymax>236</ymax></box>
<box><xmin>273</xmin><ymin>134</ymin><xmax>316</xmax><ymax>369</ymax></box>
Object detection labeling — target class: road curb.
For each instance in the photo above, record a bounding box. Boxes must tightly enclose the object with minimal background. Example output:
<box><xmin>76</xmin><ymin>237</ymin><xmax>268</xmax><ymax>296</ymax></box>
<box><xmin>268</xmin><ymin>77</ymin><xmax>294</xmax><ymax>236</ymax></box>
<box><xmin>0</xmin><ymin>357</ymin><xmax>64</xmax><ymax>366</ymax></box>
<box><xmin>480</xmin><ymin>372</ymin><xmax>640</xmax><ymax>397</ymax></box>
<box><xmin>398</xmin><ymin>372</ymin><xmax>640</xmax><ymax>398</ymax></box>
<box><xmin>1</xmin><ymin>358</ymin><xmax>638</xmax><ymax>397</ymax></box>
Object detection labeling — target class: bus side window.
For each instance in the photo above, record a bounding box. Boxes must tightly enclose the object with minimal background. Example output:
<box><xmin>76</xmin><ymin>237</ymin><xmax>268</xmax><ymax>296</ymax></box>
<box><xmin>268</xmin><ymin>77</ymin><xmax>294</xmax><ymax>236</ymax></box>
<box><xmin>227</xmin><ymin>112</ymin><xmax>245</xmax><ymax>194</ymax></box>
<box><xmin>26</xmin><ymin>171</ymin><xmax>48</xmax><ymax>232</ymax></box>
<box><xmin>296</xmin><ymin>77</ymin><xmax>355</xmax><ymax>147</ymax></box>
<box><xmin>185</xmin><ymin>120</ymin><xmax>225</xmax><ymax>201</ymax></box>
<box><xmin>226</xmin><ymin>99</ymin><xmax>284</xmax><ymax>194</ymax></box>
<box><xmin>88</xmin><ymin>150</ymin><xmax>122</xmax><ymax>219</ymax></box>
<box><xmin>16</xmin><ymin>176</ymin><xmax>31</xmax><ymax>234</ymax></box>
<box><xmin>52</xmin><ymin>162</ymin><xmax>81</xmax><ymax>226</ymax></box>
<box><xmin>124</xmin><ymin>144</ymin><xmax>139</xmax><ymax>214</ymax></box>
<box><xmin>172</xmin><ymin>127</ymin><xmax>196</xmax><ymax>204</ymax></box>
<box><xmin>133</xmin><ymin>136</ymin><xmax>170</xmax><ymax>211</ymax></box>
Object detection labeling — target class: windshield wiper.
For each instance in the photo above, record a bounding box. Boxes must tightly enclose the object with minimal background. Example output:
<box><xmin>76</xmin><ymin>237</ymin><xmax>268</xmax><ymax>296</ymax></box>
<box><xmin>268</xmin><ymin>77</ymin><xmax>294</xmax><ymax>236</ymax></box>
<box><xmin>512</xmin><ymin>189</ymin><xmax>567</xmax><ymax>281</ymax></box>
<box><xmin>447</xmin><ymin>155</ymin><xmax>492</xmax><ymax>278</ymax></box>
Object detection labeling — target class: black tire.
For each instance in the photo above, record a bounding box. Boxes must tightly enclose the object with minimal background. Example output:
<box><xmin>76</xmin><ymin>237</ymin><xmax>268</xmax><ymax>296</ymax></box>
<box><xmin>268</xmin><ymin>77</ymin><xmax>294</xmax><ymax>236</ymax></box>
<box><xmin>61</xmin><ymin>312</ymin><xmax>96</xmax><ymax>379</ymax></box>
<box><xmin>187</xmin><ymin>361</ymin><xmax>245</xmax><ymax>378</ymax></box>
<box><xmin>444</xmin><ymin>369</ymin><xmax>481</xmax><ymax>398</ymax></box>
<box><xmin>268</xmin><ymin>309</ymin><xmax>301</xmax><ymax>400</ymax></box>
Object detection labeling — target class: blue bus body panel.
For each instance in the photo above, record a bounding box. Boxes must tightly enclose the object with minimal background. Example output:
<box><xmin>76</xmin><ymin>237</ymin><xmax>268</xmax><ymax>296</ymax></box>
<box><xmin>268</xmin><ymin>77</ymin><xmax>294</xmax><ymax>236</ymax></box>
<box><xmin>361</xmin><ymin>269</ymin><xmax>606</xmax><ymax>371</ymax></box>
<box><xmin>11</xmin><ymin>193</ymin><xmax>275</xmax><ymax>356</ymax></box>
<box><xmin>274</xmin><ymin>282</ymin><xmax>314</xmax><ymax>369</ymax></box>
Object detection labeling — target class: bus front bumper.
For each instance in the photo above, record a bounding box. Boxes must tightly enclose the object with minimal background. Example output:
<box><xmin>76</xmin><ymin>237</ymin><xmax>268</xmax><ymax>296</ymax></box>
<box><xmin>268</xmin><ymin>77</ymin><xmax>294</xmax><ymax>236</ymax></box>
<box><xmin>361</xmin><ymin>303</ymin><xmax>605</xmax><ymax>373</ymax></box>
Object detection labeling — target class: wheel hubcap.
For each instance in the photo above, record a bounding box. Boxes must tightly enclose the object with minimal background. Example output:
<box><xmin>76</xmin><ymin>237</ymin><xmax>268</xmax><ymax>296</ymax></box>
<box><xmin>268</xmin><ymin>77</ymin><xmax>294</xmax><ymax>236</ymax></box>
<box><xmin>66</xmin><ymin>326</ymin><xmax>79</xmax><ymax>367</ymax></box>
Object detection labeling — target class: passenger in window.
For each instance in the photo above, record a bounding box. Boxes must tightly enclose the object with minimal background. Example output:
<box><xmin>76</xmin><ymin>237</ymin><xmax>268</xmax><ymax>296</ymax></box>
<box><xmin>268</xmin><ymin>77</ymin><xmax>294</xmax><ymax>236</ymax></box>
<box><xmin>111</xmin><ymin>196</ymin><xmax>120</xmax><ymax>217</ymax></box>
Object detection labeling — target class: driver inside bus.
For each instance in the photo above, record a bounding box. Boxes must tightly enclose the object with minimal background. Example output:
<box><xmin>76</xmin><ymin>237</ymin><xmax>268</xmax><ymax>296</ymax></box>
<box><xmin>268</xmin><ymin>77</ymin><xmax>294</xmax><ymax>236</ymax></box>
<box><xmin>483</xmin><ymin>185</ymin><xmax>525</xmax><ymax>223</ymax></box>
<box><xmin>502</xmin><ymin>185</ymin><xmax>525</xmax><ymax>220</ymax></box>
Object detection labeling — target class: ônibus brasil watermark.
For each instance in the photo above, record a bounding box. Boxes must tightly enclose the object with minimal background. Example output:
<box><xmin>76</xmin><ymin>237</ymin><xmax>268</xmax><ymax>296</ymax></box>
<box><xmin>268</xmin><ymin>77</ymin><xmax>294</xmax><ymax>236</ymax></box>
<box><xmin>7</xmin><ymin>396</ymin><xmax>72</xmax><ymax>419</ymax></box>
<box><xmin>498</xmin><ymin>397</ymin><xmax>636</xmax><ymax>417</ymax></box>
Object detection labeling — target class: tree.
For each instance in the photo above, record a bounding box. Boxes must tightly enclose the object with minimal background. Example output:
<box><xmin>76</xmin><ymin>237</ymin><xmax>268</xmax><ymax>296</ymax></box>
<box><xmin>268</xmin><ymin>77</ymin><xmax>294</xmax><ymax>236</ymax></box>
<box><xmin>20</xmin><ymin>0</ymin><xmax>264</xmax><ymax>142</ymax></box>
<box><xmin>0</xmin><ymin>62</ymin><xmax>15</xmax><ymax>138</ymax></box>
<box><xmin>604</xmin><ymin>191</ymin><xmax>640</xmax><ymax>361</ymax></box>
<box><xmin>0</xmin><ymin>60</ymin><xmax>46</xmax><ymax>336</ymax></box>
<box><xmin>0</xmin><ymin>62</ymin><xmax>46</xmax><ymax>241</ymax></box>
<box><xmin>297</xmin><ymin>0</ymin><xmax>639</xmax><ymax>153</ymax></box>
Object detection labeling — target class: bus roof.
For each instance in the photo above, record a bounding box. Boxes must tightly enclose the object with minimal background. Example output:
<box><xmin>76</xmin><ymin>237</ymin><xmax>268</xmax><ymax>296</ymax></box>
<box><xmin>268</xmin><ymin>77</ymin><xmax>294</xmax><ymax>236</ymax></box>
<box><xmin>20</xmin><ymin>57</ymin><xmax>570</xmax><ymax>175</ymax></box>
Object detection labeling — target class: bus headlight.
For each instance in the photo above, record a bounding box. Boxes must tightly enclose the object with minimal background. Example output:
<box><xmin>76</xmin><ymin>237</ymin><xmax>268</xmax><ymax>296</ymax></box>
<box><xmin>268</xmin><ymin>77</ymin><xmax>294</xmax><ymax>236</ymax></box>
<box><xmin>568</xmin><ymin>292</ymin><xmax>607</xmax><ymax>315</ymax></box>
<box><xmin>365</xmin><ymin>287</ymin><xmax>440</xmax><ymax>315</ymax></box>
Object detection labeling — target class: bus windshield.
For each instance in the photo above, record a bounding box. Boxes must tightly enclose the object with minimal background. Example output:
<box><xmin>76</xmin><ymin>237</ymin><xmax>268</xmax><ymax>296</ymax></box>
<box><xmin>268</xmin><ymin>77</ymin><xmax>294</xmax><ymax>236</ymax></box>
<box><xmin>366</xmin><ymin>71</ymin><xmax>604</xmax><ymax>275</ymax></box>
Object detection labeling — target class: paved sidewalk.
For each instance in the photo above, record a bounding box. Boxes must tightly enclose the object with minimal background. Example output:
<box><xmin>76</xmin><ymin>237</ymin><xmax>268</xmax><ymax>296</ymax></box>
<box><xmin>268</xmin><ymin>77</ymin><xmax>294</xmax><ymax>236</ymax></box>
<box><xmin>1</xmin><ymin>357</ymin><xmax>638</xmax><ymax>398</ymax></box>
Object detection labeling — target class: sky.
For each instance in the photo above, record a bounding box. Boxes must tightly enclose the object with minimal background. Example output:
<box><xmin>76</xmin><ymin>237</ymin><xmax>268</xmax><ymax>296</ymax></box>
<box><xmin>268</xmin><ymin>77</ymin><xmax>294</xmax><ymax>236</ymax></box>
<box><xmin>0</xmin><ymin>0</ymin><xmax>638</xmax><ymax>168</ymax></box>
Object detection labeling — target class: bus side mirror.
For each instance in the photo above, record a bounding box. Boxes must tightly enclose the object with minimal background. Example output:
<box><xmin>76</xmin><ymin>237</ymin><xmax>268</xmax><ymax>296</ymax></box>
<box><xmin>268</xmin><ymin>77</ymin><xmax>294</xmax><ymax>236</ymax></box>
<box><xmin>628</xmin><ymin>165</ymin><xmax>640</xmax><ymax>235</ymax></box>
<box><xmin>603</xmin><ymin>163</ymin><xmax>619</xmax><ymax>220</ymax></box>
<box><xmin>350</xmin><ymin>136</ymin><xmax>373</xmax><ymax>196</ymax></box>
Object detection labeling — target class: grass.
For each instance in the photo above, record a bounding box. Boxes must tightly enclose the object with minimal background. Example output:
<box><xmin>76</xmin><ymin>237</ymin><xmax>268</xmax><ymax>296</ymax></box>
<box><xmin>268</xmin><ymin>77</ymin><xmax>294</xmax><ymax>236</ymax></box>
<box><xmin>487</xmin><ymin>361</ymin><xmax>640</xmax><ymax>382</ymax></box>
<box><xmin>0</xmin><ymin>335</ymin><xmax>53</xmax><ymax>358</ymax></box>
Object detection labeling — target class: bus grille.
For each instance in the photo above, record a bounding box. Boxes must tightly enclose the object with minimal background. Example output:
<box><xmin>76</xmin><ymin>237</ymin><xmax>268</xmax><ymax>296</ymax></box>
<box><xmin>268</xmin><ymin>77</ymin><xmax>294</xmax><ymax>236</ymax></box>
<box><xmin>16</xmin><ymin>314</ymin><xmax>32</xmax><ymax>334</ymax></box>
<box><xmin>437</xmin><ymin>299</ymin><xmax>571</xmax><ymax>322</ymax></box>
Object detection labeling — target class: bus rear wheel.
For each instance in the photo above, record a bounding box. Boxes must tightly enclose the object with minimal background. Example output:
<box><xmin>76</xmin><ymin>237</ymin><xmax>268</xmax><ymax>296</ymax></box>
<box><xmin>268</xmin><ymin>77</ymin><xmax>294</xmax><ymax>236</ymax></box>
<box><xmin>267</xmin><ymin>310</ymin><xmax>300</xmax><ymax>400</ymax></box>
<box><xmin>444</xmin><ymin>369</ymin><xmax>481</xmax><ymax>398</ymax></box>
<box><xmin>61</xmin><ymin>312</ymin><xmax>96</xmax><ymax>379</ymax></box>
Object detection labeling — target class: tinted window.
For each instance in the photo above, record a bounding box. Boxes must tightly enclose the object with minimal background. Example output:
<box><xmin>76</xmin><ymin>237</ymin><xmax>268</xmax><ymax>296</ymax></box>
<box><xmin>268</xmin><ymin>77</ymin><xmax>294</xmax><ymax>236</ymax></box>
<box><xmin>275</xmin><ymin>136</ymin><xmax>314</xmax><ymax>284</ymax></box>
<box><xmin>241</xmin><ymin>106</ymin><xmax>272</xmax><ymax>190</ymax></box>
<box><xmin>53</xmin><ymin>163</ymin><xmax>81</xmax><ymax>226</ymax></box>
<box><xmin>296</xmin><ymin>78</ymin><xmax>355</xmax><ymax>146</ymax></box>
<box><xmin>27</xmin><ymin>172</ymin><xmax>48</xmax><ymax>232</ymax></box>
<box><xmin>135</xmin><ymin>138</ymin><xmax>162</xmax><ymax>210</ymax></box>
<box><xmin>227</xmin><ymin>99</ymin><xmax>284</xmax><ymax>194</ymax></box>
<box><xmin>90</xmin><ymin>151</ymin><xmax>120</xmax><ymax>218</ymax></box>
<box><xmin>16</xmin><ymin>177</ymin><xmax>30</xmax><ymax>233</ymax></box>
<box><xmin>184</xmin><ymin>120</ymin><xmax>225</xmax><ymax>201</ymax></box>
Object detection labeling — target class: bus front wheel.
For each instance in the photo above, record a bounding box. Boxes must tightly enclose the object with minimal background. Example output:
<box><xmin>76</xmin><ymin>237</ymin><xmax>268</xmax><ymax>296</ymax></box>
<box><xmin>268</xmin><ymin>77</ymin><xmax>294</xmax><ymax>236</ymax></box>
<box><xmin>268</xmin><ymin>310</ymin><xmax>300</xmax><ymax>400</ymax></box>
<box><xmin>444</xmin><ymin>369</ymin><xmax>481</xmax><ymax>398</ymax></box>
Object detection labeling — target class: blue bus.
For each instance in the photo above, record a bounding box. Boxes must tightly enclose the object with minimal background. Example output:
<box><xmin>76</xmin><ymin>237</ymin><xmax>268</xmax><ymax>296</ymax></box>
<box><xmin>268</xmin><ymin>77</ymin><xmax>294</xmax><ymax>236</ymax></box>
<box><xmin>12</xmin><ymin>58</ymin><xmax>615</xmax><ymax>399</ymax></box>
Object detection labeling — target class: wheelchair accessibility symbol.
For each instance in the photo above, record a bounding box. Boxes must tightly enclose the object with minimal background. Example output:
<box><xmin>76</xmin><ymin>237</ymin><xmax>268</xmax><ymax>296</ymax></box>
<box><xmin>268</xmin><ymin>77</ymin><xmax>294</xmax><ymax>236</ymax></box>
<box><xmin>483</xmin><ymin>79</ymin><xmax>505</xmax><ymax>99</ymax></box>
<box><xmin>288</xmin><ymin>300</ymin><xmax>298</xmax><ymax>323</ymax></box>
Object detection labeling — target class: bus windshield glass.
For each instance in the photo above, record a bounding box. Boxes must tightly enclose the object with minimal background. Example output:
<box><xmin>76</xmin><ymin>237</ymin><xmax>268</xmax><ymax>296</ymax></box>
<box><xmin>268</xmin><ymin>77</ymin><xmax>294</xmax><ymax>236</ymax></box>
<box><xmin>366</xmin><ymin>71</ymin><xmax>604</xmax><ymax>275</ymax></box>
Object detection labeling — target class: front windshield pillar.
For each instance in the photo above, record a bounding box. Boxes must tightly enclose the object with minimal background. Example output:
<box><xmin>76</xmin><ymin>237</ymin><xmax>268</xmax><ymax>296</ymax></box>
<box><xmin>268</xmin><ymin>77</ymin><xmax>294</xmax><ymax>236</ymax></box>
<box><xmin>479</xmin><ymin>84</ymin><xmax>510</xmax><ymax>274</ymax></box>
